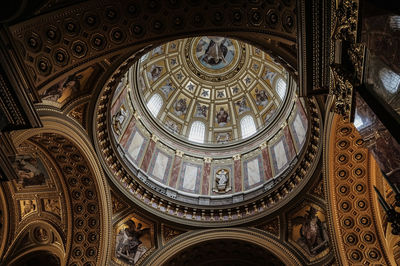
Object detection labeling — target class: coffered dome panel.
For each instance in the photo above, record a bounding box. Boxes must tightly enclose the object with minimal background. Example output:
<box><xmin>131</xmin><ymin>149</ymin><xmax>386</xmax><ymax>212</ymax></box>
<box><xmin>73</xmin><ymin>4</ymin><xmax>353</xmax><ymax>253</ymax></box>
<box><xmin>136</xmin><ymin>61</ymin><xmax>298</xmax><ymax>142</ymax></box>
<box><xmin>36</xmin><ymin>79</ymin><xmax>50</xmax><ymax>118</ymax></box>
<box><xmin>96</xmin><ymin>36</ymin><xmax>321</xmax><ymax>225</ymax></box>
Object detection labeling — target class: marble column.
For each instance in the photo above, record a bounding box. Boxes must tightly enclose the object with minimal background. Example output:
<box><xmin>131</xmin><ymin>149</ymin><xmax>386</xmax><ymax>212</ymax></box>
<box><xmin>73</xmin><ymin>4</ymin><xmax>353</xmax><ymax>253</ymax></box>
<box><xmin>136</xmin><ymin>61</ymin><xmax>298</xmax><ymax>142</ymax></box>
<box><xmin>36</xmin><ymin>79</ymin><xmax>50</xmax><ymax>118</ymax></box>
<box><xmin>201</xmin><ymin>158</ymin><xmax>211</xmax><ymax>195</ymax></box>
<box><xmin>233</xmin><ymin>155</ymin><xmax>242</xmax><ymax>192</ymax></box>
<box><xmin>168</xmin><ymin>151</ymin><xmax>183</xmax><ymax>188</ymax></box>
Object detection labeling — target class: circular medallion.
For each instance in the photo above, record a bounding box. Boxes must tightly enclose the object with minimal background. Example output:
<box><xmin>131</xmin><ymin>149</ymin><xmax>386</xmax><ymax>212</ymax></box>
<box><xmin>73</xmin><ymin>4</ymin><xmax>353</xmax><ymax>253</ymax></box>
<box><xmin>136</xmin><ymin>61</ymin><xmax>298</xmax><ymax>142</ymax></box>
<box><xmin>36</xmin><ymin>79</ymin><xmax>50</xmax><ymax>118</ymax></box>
<box><xmin>185</xmin><ymin>36</ymin><xmax>245</xmax><ymax>82</ymax></box>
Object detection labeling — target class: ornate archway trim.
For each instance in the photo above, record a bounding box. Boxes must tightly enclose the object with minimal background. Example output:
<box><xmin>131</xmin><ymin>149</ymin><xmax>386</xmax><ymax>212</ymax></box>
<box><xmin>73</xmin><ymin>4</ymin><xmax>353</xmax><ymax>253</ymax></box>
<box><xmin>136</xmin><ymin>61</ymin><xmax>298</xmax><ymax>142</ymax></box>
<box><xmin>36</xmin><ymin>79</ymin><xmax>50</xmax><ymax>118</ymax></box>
<box><xmin>325</xmin><ymin>112</ymin><xmax>393</xmax><ymax>265</ymax></box>
<box><xmin>11</xmin><ymin>113</ymin><xmax>112</xmax><ymax>266</ymax></box>
<box><xmin>143</xmin><ymin>228</ymin><xmax>302</xmax><ymax>265</ymax></box>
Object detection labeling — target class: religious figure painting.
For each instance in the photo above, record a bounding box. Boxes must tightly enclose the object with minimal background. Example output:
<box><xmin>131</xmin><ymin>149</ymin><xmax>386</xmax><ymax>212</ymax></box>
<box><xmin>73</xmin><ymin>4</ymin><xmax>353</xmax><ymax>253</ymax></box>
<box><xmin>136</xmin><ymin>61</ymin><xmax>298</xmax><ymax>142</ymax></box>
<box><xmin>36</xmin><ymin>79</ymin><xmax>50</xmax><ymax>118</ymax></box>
<box><xmin>215</xmin><ymin>132</ymin><xmax>231</xmax><ymax>144</ymax></box>
<box><xmin>291</xmin><ymin>205</ymin><xmax>330</xmax><ymax>257</ymax></box>
<box><xmin>236</xmin><ymin>97</ymin><xmax>250</xmax><ymax>114</ymax></box>
<box><xmin>254</xmin><ymin>88</ymin><xmax>269</xmax><ymax>107</ymax></box>
<box><xmin>11</xmin><ymin>154</ymin><xmax>50</xmax><ymax>187</ymax></box>
<box><xmin>263</xmin><ymin>68</ymin><xmax>277</xmax><ymax>84</ymax></box>
<box><xmin>115</xmin><ymin>216</ymin><xmax>153</xmax><ymax>265</ymax></box>
<box><xmin>20</xmin><ymin>199</ymin><xmax>37</xmax><ymax>218</ymax></box>
<box><xmin>195</xmin><ymin>37</ymin><xmax>235</xmax><ymax>70</ymax></box>
<box><xmin>159</xmin><ymin>79</ymin><xmax>175</xmax><ymax>98</ymax></box>
<box><xmin>215</xmin><ymin>107</ymin><xmax>230</xmax><ymax>127</ymax></box>
<box><xmin>165</xmin><ymin>119</ymin><xmax>181</xmax><ymax>134</ymax></box>
<box><xmin>195</xmin><ymin>103</ymin><xmax>208</xmax><ymax>118</ymax></box>
<box><xmin>147</xmin><ymin>64</ymin><xmax>163</xmax><ymax>82</ymax></box>
<box><xmin>40</xmin><ymin>66</ymin><xmax>95</xmax><ymax>103</ymax></box>
<box><xmin>173</xmin><ymin>98</ymin><xmax>188</xmax><ymax>116</ymax></box>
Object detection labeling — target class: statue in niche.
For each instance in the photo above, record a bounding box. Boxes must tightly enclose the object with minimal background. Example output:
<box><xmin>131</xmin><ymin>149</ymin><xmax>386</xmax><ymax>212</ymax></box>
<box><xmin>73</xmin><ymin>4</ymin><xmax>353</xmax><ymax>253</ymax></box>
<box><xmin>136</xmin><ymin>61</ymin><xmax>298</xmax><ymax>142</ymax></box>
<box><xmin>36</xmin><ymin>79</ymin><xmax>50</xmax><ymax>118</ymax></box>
<box><xmin>292</xmin><ymin>207</ymin><xmax>329</xmax><ymax>256</ymax></box>
<box><xmin>255</xmin><ymin>88</ymin><xmax>269</xmax><ymax>107</ymax></box>
<box><xmin>112</xmin><ymin>105</ymin><xmax>128</xmax><ymax>136</ymax></box>
<box><xmin>115</xmin><ymin>220</ymin><xmax>150</xmax><ymax>264</ymax></box>
<box><xmin>213</xmin><ymin>169</ymin><xmax>231</xmax><ymax>193</ymax></box>
<box><xmin>173</xmin><ymin>98</ymin><xmax>187</xmax><ymax>116</ymax></box>
<box><xmin>216</xmin><ymin>107</ymin><xmax>229</xmax><ymax>126</ymax></box>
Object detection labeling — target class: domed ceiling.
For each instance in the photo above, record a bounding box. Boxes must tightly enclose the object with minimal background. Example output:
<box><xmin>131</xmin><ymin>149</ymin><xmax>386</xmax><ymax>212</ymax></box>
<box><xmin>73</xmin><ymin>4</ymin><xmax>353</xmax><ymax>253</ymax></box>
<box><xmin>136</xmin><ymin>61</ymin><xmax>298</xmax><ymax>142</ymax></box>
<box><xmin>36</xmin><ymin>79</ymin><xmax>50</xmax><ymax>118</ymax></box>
<box><xmin>103</xmin><ymin>36</ymin><xmax>314</xmax><ymax>221</ymax></box>
<box><xmin>133</xmin><ymin>36</ymin><xmax>288</xmax><ymax>145</ymax></box>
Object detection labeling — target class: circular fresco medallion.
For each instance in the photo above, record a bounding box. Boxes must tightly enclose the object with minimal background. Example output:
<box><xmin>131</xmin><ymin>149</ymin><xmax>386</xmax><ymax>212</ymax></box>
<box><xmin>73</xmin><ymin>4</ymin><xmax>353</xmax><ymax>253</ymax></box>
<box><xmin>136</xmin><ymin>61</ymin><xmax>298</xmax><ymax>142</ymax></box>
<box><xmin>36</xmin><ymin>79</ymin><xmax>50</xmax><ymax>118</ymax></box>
<box><xmin>186</xmin><ymin>36</ymin><xmax>245</xmax><ymax>82</ymax></box>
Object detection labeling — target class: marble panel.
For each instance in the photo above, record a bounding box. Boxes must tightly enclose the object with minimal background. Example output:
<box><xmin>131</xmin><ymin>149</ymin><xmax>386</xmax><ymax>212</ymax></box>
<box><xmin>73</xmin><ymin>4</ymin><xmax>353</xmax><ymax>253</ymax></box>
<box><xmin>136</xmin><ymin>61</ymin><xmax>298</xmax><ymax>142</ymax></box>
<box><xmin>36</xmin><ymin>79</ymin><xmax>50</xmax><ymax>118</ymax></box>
<box><xmin>290</xmin><ymin>111</ymin><xmax>307</xmax><ymax>150</ymax></box>
<box><xmin>243</xmin><ymin>155</ymin><xmax>264</xmax><ymax>189</ymax></box>
<box><xmin>149</xmin><ymin>149</ymin><xmax>172</xmax><ymax>183</ymax></box>
<box><xmin>179</xmin><ymin>162</ymin><xmax>202</xmax><ymax>193</ymax></box>
<box><xmin>270</xmin><ymin>135</ymin><xmax>290</xmax><ymax>174</ymax></box>
<box><xmin>126</xmin><ymin>129</ymin><xmax>147</xmax><ymax>165</ymax></box>
<box><xmin>120</xmin><ymin>118</ymin><xmax>137</xmax><ymax>148</ymax></box>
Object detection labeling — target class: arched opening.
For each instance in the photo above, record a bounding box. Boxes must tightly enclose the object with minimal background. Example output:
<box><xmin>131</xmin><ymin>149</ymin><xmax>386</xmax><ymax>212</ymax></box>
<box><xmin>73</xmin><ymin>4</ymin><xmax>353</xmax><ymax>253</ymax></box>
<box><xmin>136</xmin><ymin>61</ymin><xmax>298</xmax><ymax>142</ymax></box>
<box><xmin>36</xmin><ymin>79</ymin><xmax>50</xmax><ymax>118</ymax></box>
<box><xmin>164</xmin><ymin>239</ymin><xmax>284</xmax><ymax>266</ymax></box>
<box><xmin>240</xmin><ymin>115</ymin><xmax>256</xmax><ymax>138</ymax></box>
<box><xmin>276</xmin><ymin>78</ymin><xmax>287</xmax><ymax>100</ymax></box>
<box><xmin>188</xmin><ymin>121</ymin><xmax>205</xmax><ymax>143</ymax></box>
<box><xmin>10</xmin><ymin>251</ymin><xmax>61</xmax><ymax>266</ymax></box>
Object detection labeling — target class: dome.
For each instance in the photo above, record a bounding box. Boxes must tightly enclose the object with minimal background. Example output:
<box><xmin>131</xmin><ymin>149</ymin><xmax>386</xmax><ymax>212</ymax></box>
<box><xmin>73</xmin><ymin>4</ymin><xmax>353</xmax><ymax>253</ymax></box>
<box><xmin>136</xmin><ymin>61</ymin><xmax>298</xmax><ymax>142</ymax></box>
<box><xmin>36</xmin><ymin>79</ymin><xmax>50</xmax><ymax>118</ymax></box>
<box><xmin>133</xmin><ymin>36</ymin><xmax>288</xmax><ymax>145</ymax></box>
<box><xmin>102</xmin><ymin>36</ymin><xmax>316</xmax><ymax>223</ymax></box>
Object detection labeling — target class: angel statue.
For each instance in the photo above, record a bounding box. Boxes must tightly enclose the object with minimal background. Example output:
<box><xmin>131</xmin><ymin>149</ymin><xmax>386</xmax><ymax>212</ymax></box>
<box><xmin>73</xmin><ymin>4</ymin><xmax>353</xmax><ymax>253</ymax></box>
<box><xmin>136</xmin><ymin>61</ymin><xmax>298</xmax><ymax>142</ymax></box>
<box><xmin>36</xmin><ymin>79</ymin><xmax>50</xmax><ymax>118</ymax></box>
<box><xmin>292</xmin><ymin>207</ymin><xmax>329</xmax><ymax>255</ymax></box>
<box><xmin>115</xmin><ymin>220</ymin><xmax>150</xmax><ymax>264</ymax></box>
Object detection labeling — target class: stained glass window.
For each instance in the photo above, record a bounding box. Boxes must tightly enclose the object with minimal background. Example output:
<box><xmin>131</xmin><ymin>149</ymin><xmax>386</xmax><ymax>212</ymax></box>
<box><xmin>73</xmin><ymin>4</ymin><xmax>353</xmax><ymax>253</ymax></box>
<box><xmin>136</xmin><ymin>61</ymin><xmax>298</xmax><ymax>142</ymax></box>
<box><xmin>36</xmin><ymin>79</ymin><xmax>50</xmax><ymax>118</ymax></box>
<box><xmin>147</xmin><ymin>93</ymin><xmax>163</xmax><ymax>117</ymax></box>
<box><xmin>240</xmin><ymin>115</ymin><xmax>257</xmax><ymax>138</ymax></box>
<box><xmin>188</xmin><ymin>121</ymin><xmax>205</xmax><ymax>143</ymax></box>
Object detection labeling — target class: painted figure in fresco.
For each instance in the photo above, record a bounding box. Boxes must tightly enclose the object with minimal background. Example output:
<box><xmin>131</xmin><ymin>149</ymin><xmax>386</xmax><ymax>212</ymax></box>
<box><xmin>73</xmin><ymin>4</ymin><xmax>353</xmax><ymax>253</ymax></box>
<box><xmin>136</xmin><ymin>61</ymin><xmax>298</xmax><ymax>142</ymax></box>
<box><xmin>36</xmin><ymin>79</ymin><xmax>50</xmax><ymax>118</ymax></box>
<box><xmin>255</xmin><ymin>88</ymin><xmax>269</xmax><ymax>106</ymax></box>
<box><xmin>216</xmin><ymin>107</ymin><xmax>229</xmax><ymax>126</ymax></box>
<box><xmin>165</xmin><ymin>120</ymin><xmax>179</xmax><ymax>134</ymax></box>
<box><xmin>236</xmin><ymin>97</ymin><xmax>250</xmax><ymax>114</ymax></box>
<box><xmin>263</xmin><ymin>68</ymin><xmax>277</xmax><ymax>83</ymax></box>
<box><xmin>292</xmin><ymin>207</ymin><xmax>329</xmax><ymax>255</ymax></box>
<box><xmin>147</xmin><ymin>65</ymin><xmax>163</xmax><ymax>82</ymax></box>
<box><xmin>216</xmin><ymin>132</ymin><xmax>231</xmax><ymax>144</ymax></box>
<box><xmin>112</xmin><ymin>106</ymin><xmax>128</xmax><ymax>136</ymax></box>
<box><xmin>173</xmin><ymin>98</ymin><xmax>187</xmax><ymax>116</ymax></box>
<box><xmin>160</xmin><ymin>80</ymin><xmax>175</xmax><ymax>97</ymax></box>
<box><xmin>13</xmin><ymin>156</ymin><xmax>46</xmax><ymax>187</ymax></box>
<box><xmin>195</xmin><ymin>103</ymin><xmax>208</xmax><ymax>118</ymax></box>
<box><xmin>22</xmin><ymin>200</ymin><xmax>36</xmax><ymax>216</ymax></box>
<box><xmin>199</xmin><ymin>37</ymin><xmax>228</xmax><ymax>66</ymax></box>
<box><xmin>41</xmin><ymin>73</ymin><xmax>83</xmax><ymax>102</ymax></box>
<box><xmin>115</xmin><ymin>220</ymin><xmax>149</xmax><ymax>264</ymax></box>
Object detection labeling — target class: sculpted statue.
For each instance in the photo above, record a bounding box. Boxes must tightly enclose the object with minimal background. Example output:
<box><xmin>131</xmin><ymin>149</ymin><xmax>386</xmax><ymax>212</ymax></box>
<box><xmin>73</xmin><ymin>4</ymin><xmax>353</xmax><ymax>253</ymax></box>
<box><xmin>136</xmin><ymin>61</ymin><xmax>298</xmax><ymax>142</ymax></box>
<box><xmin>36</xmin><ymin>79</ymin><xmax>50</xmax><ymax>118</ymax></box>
<box><xmin>292</xmin><ymin>207</ymin><xmax>329</xmax><ymax>255</ymax></box>
<box><xmin>115</xmin><ymin>220</ymin><xmax>150</xmax><ymax>264</ymax></box>
<box><xmin>214</xmin><ymin>169</ymin><xmax>231</xmax><ymax>193</ymax></box>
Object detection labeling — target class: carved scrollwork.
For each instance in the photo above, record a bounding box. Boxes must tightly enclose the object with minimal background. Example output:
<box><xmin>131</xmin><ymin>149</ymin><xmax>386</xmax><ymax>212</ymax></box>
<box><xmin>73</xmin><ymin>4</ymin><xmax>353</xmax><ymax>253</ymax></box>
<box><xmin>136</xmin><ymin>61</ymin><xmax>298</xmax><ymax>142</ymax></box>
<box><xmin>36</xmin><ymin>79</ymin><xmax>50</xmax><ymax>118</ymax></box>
<box><xmin>330</xmin><ymin>0</ymin><xmax>365</xmax><ymax>122</ymax></box>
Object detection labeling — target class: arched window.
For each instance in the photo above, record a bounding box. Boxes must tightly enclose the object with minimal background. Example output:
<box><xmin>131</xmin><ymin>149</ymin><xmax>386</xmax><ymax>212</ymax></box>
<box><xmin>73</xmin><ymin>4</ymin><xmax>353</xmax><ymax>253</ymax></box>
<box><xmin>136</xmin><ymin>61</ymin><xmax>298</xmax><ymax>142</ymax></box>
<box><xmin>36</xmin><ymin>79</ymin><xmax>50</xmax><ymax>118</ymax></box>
<box><xmin>240</xmin><ymin>115</ymin><xmax>257</xmax><ymax>138</ymax></box>
<box><xmin>147</xmin><ymin>93</ymin><xmax>163</xmax><ymax>117</ymax></box>
<box><xmin>188</xmin><ymin>121</ymin><xmax>205</xmax><ymax>143</ymax></box>
<box><xmin>379</xmin><ymin>68</ymin><xmax>400</xmax><ymax>93</ymax></box>
<box><xmin>276</xmin><ymin>78</ymin><xmax>287</xmax><ymax>100</ymax></box>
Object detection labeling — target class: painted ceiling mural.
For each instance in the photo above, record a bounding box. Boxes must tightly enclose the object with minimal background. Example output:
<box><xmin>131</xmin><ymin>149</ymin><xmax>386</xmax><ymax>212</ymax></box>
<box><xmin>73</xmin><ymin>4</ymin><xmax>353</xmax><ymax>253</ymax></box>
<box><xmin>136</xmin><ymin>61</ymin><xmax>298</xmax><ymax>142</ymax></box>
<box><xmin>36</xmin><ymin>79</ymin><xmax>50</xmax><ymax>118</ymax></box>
<box><xmin>108</xmin><ymin>37</ymin><xmax>311</xmax><ymax>208</ymax></box>
<box><xmin>133</xmin><ymin>37</ymin><xmax>288</xmax><ymax>144</ymax></box>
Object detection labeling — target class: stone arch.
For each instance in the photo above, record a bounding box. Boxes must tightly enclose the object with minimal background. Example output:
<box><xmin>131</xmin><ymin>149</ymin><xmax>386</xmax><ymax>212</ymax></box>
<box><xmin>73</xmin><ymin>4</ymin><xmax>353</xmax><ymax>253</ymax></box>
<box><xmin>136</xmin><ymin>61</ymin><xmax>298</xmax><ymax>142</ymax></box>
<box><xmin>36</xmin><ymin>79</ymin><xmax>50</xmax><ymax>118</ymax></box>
<box><xmin>11</xmin><ymin>113</ymin><xmax>112</xmax><ymax>266</ymax></box>
<box><xmin>143</xmin><ymin>228</ymin><xmax>302</xmax><ymax>265</ymax></box>
<box><xmin>324</xmin><ymin>110</ymin><xmax>396</xmax><ymax>265</ymax></box>
<box><xmin>2</xmin><ymin>221</ymin><xmax>65</xmax><ymax>265</ymax></box>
